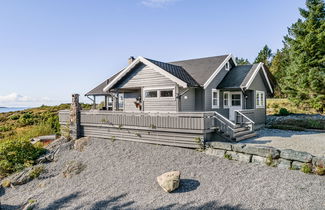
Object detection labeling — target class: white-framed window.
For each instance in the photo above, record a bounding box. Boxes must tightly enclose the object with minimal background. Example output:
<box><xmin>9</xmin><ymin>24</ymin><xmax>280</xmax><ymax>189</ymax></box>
<box><xmin>212</xmin><ymin>89</ymin><xmax>219</xmax><ymax>108</ymax></box>
<box><xmin>231</xmin><ymin>94</ymin><xmax>241</xmax><ymax>106</ymax></box>
<box><xmin>256</xmin><ymin>91</ymin><xmax>265</xmax><ymax>108</ymax></box>
<box><xmin>118</xmin><ymin>93</ymin><xmax>124</xmax><ymax>110</ymax></box>
<box><xmin>145</xmin><ymin>90</ymin><xmax>158</xmax><ymax>98</ymax></box>
<box><xmin>143</xmin><ymin>87</ymin><xmax>175</xmax><ymax>99</ymax></box>
<box><xmin>223</xmin><ymin>92</ymin><xmax>229</xmax><ymax>108</ymax></box>
<box><xmin>225</xmin><ymin>61</ymin><xmax>230</xmax><ymax>71</ymax></box>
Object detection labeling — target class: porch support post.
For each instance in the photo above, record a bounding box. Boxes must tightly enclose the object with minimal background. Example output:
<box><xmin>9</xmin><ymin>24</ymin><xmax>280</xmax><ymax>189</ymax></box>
<box><xmin>70</xmin><ymin>94</ymin><xmax>81</xmax><ymax>140</ymax></box>
<box><xmin>92</xmin><ymin>96</ymin><xmax>96</xmax><ymax>109</ymax></box>
<box><xmin>104</xmin><ymin>95</ymin><xmax>108</xmax><ymax>110</ymax></box>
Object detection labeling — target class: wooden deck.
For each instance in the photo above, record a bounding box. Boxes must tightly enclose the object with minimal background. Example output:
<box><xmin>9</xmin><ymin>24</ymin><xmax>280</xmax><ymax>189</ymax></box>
<box><xmin>59</xmin><ymin>110</ymin><xmax>216</xmax><ymax>148</ymax></box>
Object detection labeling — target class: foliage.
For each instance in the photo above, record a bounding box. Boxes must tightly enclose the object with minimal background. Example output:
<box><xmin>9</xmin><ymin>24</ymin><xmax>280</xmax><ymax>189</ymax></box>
<box><xmin>224</xmin><ymin>153</ymin><xmax>232</xmax><ymax>160</ymax></box>
<box><xmin>235</xmin><ymin>57</ymin><xmax>250</xmax><ymax>65</ymax></box>
<box><xmin>28</xmin><ymin>165</ymin><xmax>45</xmax><ymax>179</ymax></box>
<box><xmin>254</xmin><ymin>45</ymin><xmax>273</xmax><ymax>67</ymax></box>
<box><xmin>314</xmin><ymin>166</ymin><xmax>325</xmax><ymax>175</ymax></box>
<box><xmin>267</xmin><ymin>98</ymin><xmax>319</xmax><ymax>115</ymax></box>
<box><xmin>281</xmin><ymin>0</ymin><xmax>325</xmax><ymax>112</ymax></box>
<box><xmin>301</xmin><ymin>163</ymin><xmax>313</xmax><ymax>174</ymax></box>
<box><xmin>268</xmin><ymin>124</ymin><xmax>305</xmax><ymax>131</ymax></box>
<box><xmin>0</xmin><ymin>139</ymin><xmax>45</xmax><ymax>176</ymax></box>
<box><xmin>1</xmin><ymin>179</ymin><xmax>11</xmax><ymax>188</ymax></box>
<box><xmin>278</xmin><ymin>108</ymin><xmax>290</xmax><ymax>116</ymax></box>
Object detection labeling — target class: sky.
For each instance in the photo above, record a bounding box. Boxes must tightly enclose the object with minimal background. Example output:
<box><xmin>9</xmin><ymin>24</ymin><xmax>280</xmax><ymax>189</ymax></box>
<box><xmin>0</xmin><ymin>0</ymin><xmax>306</xmax><ymax>107</ymax></box>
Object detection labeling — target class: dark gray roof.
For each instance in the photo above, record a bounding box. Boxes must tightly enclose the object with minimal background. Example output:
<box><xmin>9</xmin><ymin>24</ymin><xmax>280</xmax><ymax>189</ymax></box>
<box><xmin>217</xmin><ymin>64</ymin><xmax>259</xmax><ymax>89</ymax></box>
<box><xmin>146</xmin><ymin>58</ymin><xmax>199</xmax><ymax>87</ymax></box>
<box><xmin>169</xmin><ymin>55</ymin><xmax>229</xmax><ymax>85</ymax></box>
<box><xmin>85</xmin><ymin>71</ymin><xmax>122</xmax><ymax>96</ymax></box>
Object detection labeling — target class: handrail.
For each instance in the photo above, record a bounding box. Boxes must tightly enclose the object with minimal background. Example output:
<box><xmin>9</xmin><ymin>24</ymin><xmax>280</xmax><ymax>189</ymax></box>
<box><xmin>213</xmin><ymin>112</ymin><xmax>236</xmax><ymax>127</ymax></box>
<box><xmin>235</xmin><ymin>110</ymin><xmax>255</xmax><ymax>124</ymax></box>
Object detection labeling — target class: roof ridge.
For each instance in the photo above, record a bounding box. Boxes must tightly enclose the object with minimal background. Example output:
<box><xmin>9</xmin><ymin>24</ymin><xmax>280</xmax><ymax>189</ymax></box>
<box><xmin>168</xmin><ymin>54</ymin><xmax>229</xmax><ymax>63</ymax></box>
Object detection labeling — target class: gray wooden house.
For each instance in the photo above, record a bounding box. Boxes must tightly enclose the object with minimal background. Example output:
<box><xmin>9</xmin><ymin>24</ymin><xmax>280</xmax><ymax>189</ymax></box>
<box><xmin>59</xmin><ymin>54</ymin><xmax>275</xmax><ymax>148</ymax></box>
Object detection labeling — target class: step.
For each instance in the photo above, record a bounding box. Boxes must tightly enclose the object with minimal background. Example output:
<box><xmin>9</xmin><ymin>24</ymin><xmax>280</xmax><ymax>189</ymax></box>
<box><xmin>235</xmin><ymin>132</ymin><xmax>257</xmax><ymax>141</ymax></box>
<box><xmin>234</xmin><ymin>129</ymin><xmax>253</xmax><ymax>138</ymax></box>
<box><xmin>234</xmin><ymin>127</ymin><xmax>249</xmax><ymax>133</ymax></box>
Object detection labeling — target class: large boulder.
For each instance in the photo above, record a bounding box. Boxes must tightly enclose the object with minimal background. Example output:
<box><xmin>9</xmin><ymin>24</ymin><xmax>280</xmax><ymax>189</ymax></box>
<box><xmin>280</xmin><ymin>149</ymin><xmax>313</xmax><ymax>163</ymax></box>
<box><xmin>207</xmin><ymin>142</ymin><xmax>233</xmax><ymax>150</ymax></box>
<box><xmin>204</xmin><ymin>148</ymin><xmax>225</xmax><ymax>158</ymax></box>
<box><xmin>226</xmin><ymin>151</ymin><xmax>252</xmax><ymax>163</ymax></box>
<box><xmin>157</xmin><ymin>171</ymin><xmax>181</xmax><ymax>193</ymax></box>
<box><xmin>242</xmin><ymin>146</ymin><xmax>280</xmax><ymax>158</ymax></box>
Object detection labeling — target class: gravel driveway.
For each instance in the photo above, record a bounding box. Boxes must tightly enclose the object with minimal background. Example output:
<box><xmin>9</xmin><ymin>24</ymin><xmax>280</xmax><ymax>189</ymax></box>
<box><xmin>242</xmin><ymin>128</ymin><xmax>325</xmax><ymax>156</ymax></box>
<box><xmin>1</xmin><ymin>138</ymin><xmax>324</xmax><ymax>210</ymax></box>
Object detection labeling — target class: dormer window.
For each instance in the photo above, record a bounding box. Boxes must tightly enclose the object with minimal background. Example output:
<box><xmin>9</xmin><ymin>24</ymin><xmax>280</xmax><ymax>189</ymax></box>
<box><xmin>225</xmin><ymin>62</ymin><xmax>230</xmax><ymax>71</ymax></box>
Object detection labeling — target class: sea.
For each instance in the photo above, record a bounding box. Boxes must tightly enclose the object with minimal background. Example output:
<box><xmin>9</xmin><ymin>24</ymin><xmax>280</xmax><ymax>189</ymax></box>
<box><xmin>0</xmin><ymin>107</ymin><xmax>30</xmax><ymax>113</ymax></box>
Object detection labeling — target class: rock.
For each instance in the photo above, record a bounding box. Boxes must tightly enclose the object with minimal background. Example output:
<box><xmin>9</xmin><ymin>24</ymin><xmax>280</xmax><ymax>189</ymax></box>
<box><xmin>275</xmin><ymin>158</ymin><xmax>292</xmax><ymax>169</ymax></box>
<box><xmin>204</xmin><ymin>148</ymin><xmax>225</xmax><ymax>158</ymax></box>
<box><xmin>280</xmin><ymin>149</ymin><xmax>313</xmax><ymax>163</ymax></box>
<box><xmin>291</xmin><ymin>161</ymin><xmax>304</xmax><ymax>170</ymax></box>
<box><xmin>241</xmin><ymin>146</ymin><xmax>280</xmax><ymax>158</ymax></box>
<box><xmin>251</xmin><ymin>155</ymin><xmax>267</xmax><ymax>165</ymax></box>
<box><xmin>62</xmin><ymin>161</ymin><xmax>86</xmax><ymax>178</ymax></box>
<box><xmin>74</xmin><ymin>137</ymin><xmax>91</xmax><ymax>152</ymax></box>
<box><xmin>157</xmin><ymin>171</ymin><xmax>181</xmax><ymax>193</ymax></box>
<box><xmin>312</xmin><ymin>156</ymin><xmax>325</xmax><ymax>167</ymax></box>
<box><xmin>226</xmin><ymin>151</ymin><xmax>251</xmax><ymax>163</ymax></box>
<box><xmin>232</xmin><ymin>143</ymin><xmax>246</xmax><ymax>153</ymax></box>
<box><xmin>207</xmin><ymin>142</ymin><xmax>232</xmax><ymax>150</ymax></box>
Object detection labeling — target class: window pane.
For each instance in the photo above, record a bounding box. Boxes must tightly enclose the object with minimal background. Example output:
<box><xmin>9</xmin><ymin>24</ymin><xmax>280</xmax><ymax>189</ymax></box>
<box><xmin>118</xmin><ymin>93</ymin><xmax>124</xmax><ymax>109</ymax></box>
<box><xmin>232</xmin><ymin>94</ymin><xmax>240</xmax><ymax>100</ymax></box>
<box><xmin>224</xmin><ymin>93</ymin><xmax>228</xmax><ymax>106</ymax></box>
<box><xmin>231</xmin><ymin>94</ymin><xmax>241</xmax><ymax>106</ymax></box>
<box><xmin>212</xmin><ymin>90</ymin><xmax>218</xmax><ymax>106</ymax></box>
<box><xmin>160</xmin><ymin>90</ymin><xmax>173</xmax><ymax>97</ymax></box>
<box><xmin>145</xmin><ymin>91</ymin><xmax>157</xmax><ymax>98</ymax></box>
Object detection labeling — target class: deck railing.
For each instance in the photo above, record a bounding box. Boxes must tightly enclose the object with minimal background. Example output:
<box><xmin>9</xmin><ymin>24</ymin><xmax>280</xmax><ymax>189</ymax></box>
<box><xmin>235</xmin><ymin>110</ymin><xmax>255</xmax><ymax>131</ymax></box>
<box><xmin>59</xmin><ymin>110</ymin><xmax>215</xmax><ymax>131</ymax></box>
<box><xmin>213</xmin><ymin>112</ymin><xmax>236</xmax><ymax>139</ymax></box>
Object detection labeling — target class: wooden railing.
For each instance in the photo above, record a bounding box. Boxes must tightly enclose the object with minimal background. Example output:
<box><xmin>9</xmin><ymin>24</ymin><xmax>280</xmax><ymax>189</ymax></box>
<box><xmin>59</xmin><ymin>110</ymin><xmax>215</xmax><ymax>130</ymax></box>
<box><xmin>235</xmin><ymin>110</ymin><xmax>255</xmax><ymax>131</ymax></box>
<box><xmin>213</xmin><ymin>112</ymin><xmax>236</xmax><ymax>139</ymax></box>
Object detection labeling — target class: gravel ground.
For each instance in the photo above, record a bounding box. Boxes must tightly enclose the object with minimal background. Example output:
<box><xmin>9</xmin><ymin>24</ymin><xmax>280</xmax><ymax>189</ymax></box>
<box><xmin>1</xmin><ymin>138</ymin><xmax>325</xmax><ymax>210</ymax></box>
<box><xmin>242</xmin><ymin>128</ymin><xmax>325</xmax><ymax>156</ymax></box>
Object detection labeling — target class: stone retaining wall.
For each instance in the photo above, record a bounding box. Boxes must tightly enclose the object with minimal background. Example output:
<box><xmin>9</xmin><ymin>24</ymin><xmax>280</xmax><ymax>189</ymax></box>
<box><xmin>205</xmin><ymin>142</ymin><xmax>325</xmax><ymax>173</ymax></box>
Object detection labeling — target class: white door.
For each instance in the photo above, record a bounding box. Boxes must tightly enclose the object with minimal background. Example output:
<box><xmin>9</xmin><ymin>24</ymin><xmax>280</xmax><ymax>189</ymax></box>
<box><xmin>228</xmin><ymin>92</ymin><xmax>242</xmax><ymax>121</ymax></box>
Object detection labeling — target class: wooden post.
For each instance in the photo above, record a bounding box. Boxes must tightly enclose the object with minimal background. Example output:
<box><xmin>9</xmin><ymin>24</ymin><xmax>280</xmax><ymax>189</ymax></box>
<box><xmin>104</xmin><ymin>96</ymin><xmax>108</xmax><ymax>110</ymax></box>
<box><xmin>70</xmin><ymin>94</ymin><xmax>81</xmax><ymax>140</ymax></box>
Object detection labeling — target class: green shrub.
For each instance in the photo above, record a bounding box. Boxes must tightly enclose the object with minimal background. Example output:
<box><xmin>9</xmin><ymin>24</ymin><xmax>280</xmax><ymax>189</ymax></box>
<box><xmin>224</xmin><ymin>153</ymin><xmax>232</xmax><ymax>160</ymax></box>
<box><xmin>9</xmin><ymin>114</ymin><xmax>20</xmax><ymax>120</ymax></box>
<box><xmin>278</xmin><ymin>108</ymin><xmax>290</xmax><ymax>116</ymax></box>
<box><xmin>300</xmin><ymin>163</ymin><xmax>313</xmax><ymax>174</ymax></box>
<box><xmin>0</xmin><ymin>125</ymin><xmax>12</xmax><ymax>132</ymax></box>
<box><xmin>28</xmin><ymin>165</ymin><xmax>45</xmax><ymax>179</ymax></box>
<box><xmin>0</xmin><ymin>139</ymin><xmax>45</xmax><ymax>176</ymax></box>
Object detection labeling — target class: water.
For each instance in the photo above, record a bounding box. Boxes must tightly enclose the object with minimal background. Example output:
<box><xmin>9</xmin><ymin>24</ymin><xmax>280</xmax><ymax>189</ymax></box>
<box><xmin>0</xmin><ymin>107</ymin><xmax>30</xmax><ymax>113</ymax></box>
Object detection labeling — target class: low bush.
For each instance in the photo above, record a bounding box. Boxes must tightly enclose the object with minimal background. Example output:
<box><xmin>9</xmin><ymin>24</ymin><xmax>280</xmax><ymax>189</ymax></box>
<box><xmin>28</xmin><ymin>165</ymin><xmax>45</xmax><ymax>179</ymax></box>
<box><xmin>1</xmin><ymin>179</ymin><xmax>11</xmax><ymax>188</ymax></box>
<box><xmin>224</xmin><ymin>153</ymin><xmax>232</xmax><ymax>160</ymax></box>
<box><xmin>278</xmin><ymin>108</ymin><xmax>290</xmax><ymax>116</ymax></box>
<box><xmin>0</xmin><ymin>139</ymin><xmax>45</xmax><ymax>177</ymax></box>
<box><xmin>0</xmin><ymin>125</ymin><xmax>12</xmax><ymax>132</ymax></box>
<box><xmin>314</xmin><ymin>166</ymin><xmax>325</xmax><ymax>176</ymax></box>
<box><xmin>301</xmin><ymin>163</ymin><xmax>313</xmax><ymax>174</ymax></box>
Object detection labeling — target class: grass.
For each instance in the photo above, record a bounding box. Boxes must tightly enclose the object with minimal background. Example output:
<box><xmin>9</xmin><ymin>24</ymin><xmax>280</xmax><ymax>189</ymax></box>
<box><xmin>267</xmin><ymin>98</ymin><xmax>320</xmax><ymax>115</ymax></box>
<box><xmin>224</xmin><ymin>153</ymin><xmax>232</xmax><ymax>160</ymax></box>
<box><xmin>301</xmin><ymin>163</ymin><xmax>313</xmax><ymax>174</ymax></box>
<box><xmin>28</xmin><ymin>165</ymin><xmax>45</xmax><ymax>179</ymax></box>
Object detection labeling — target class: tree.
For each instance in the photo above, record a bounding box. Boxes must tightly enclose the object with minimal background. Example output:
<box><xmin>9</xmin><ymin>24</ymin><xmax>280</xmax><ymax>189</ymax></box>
<box><xmin>281</xmin><ymin>0</ymin><xmax>325</xmax><ymax>112</ymax></box>
<box><xmin>254</xmin><ymin>45</ymin><xmax>273</xmax><ymax>67</ymax></box>
<box><xmin>269</xmin><ymin>47</ymin><xmax>290</xmax><ymax>97</ymax></box>
<box><xmin>235</xmin><ymin>57</ymin><xmax>250</xmax><ymax>65</ymax></box>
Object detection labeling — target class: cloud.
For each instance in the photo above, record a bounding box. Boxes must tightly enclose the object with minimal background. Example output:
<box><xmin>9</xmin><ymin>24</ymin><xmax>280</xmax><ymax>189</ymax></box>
<box><xmin>0</xmin><ymin>93</ymin><xmax>57</xmax><ymax>107</ymax></box>
<box><xmin>141</xmin><ymin>0</ymin><xmax>179</xmax><ymax>8</ymax></box>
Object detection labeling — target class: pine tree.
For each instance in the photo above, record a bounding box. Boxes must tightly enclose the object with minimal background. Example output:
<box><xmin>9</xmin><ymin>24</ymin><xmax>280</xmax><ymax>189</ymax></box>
<box><xmin>235</xmin><ymin>57</ymin><xmax>251</xmax><ymax>65</ymax></box>
<box><xmin>254</xmin><ymin>45</ymin><xmax>273</xmax><ymax>67</ymax></box>
<box><xmin>282</xmin><ymin>0</ymin><xmax>325</xmax><ymax>112</ymax></box>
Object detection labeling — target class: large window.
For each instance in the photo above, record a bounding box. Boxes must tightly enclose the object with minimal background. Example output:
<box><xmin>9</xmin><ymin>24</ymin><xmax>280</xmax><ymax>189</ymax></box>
<box><xmin>231</xmin><ymin>94</ymin><xmax>241</xmax><ymax>106</ymax></box>
<box><xmin>256</xmin><ymin>91</ymin><xmax>265</xmax><ymax>108</ymax></box>
<box><xmin>212</xmin><ymin>89</ymin><xmax>219</xmax><ymax>108</ymax></box>
<box><xmin>145</xmin><ymin>90</ymin><xmax>157</xmax><ymax>98</ymax></box>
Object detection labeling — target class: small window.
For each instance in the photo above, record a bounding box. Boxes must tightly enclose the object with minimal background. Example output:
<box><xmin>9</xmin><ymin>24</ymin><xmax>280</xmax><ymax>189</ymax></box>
<box><xmin>224</xmin><ymin>92</ymin><xmax>229</xmax><ymax>107</ymax></box>
<box><xmin>225</xmin><ymin>62</ymin><xmax>230</xmax><ymax>71</ymax></box>
<box><xmin>118</xmin><ymin>93</ymin><xmax>124</xmax><ymax>110</ymax></box>
<box><xmin>145</xmin><ymin>90</ymin><xmax>157</xmax><ymax>98</ymax></box>
<box><xmin>231</xmin><ymin>94</ymin><xmax>241</xmax><ymax>106</ymax></box>
<box><xmin>256</xmin><ymin>91</ymin><xmax>265</xmax><ymax>108</ymax></box>
<box><xmin>160</xmin><ymin>90</ymin><xmax>173</xmax><ymax>98</ymax></box>
<box><xmin>212</xmin><ymin>89</ymin><xmax>219</xmax><ymax>108</ymax></box>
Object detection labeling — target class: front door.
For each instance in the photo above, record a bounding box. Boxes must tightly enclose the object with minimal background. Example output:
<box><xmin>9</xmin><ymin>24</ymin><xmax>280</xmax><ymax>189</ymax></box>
<box><xmin>228</xmin><ymin>92</ymin><xmax>242</xmax><ymax>121</ymax></box>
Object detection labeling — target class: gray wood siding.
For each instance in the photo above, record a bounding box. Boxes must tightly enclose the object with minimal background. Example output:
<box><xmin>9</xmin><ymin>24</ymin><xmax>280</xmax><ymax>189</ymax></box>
<box><xmin>195</xmin><ymin>88</ymin><xmax>204</xmax><ymax>111</ymax></box>
<box><xmin>204</xmin><ymin>65</ymin><xmax>229</xmax><ymax>111</ymax></box>
<box><xmin>116</xmin><ymin>63</ymin><xmax>175</xmax><ymax>89</ymax></box>
<box><xmin>143</xmin><ymin>99</ymin><xmax>177</xmax><ymax>112</ymax></box>
<box><xmin>124</xmin><ymin>92</ymin><xmax>141</xmax><ymax>112</ymax></box>
<box><xmin>180</xmin><ymin>88</ymin><xmax>196</xmax><ymax>111</ymax></box>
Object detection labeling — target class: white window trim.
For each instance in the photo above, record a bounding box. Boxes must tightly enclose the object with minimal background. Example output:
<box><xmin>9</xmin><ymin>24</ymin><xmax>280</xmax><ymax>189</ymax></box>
<box><xmin>223</xmin><ymin>91</ymin><xmax>230</xmax><ymax>108</ymax></box>
<box><xmin>256</xmin><ymin>90</ymin><xmax>265</xmax><ymax>108</ymax></box>
<box><xmin>212</xmin><ymin>89</ymin><xmax>220</xmax><ymax>109</ymax></box>
<box><xmin>225</xmin><ymin>61</ymin><xmax>230</xmax><ymax>71</ymax></box>
<box><xmin>143</xmin><ymin>86</ymin><xmax>175</xmax><ymax>100</ymax></box>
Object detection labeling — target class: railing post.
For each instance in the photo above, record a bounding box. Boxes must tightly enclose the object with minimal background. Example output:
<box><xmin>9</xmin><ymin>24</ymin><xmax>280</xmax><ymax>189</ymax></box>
<box><xmin>70</xmin><ymin>94</ymin><xmax>81</xmax><ymax>140</ymax></box>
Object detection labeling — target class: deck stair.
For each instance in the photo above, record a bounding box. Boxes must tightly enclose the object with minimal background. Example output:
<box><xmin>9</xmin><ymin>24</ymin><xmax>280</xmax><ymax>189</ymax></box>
<box><xmin>213</xmin><ymin>112</ymin><xmax>256</xmax><ymax>142</ymax></box>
